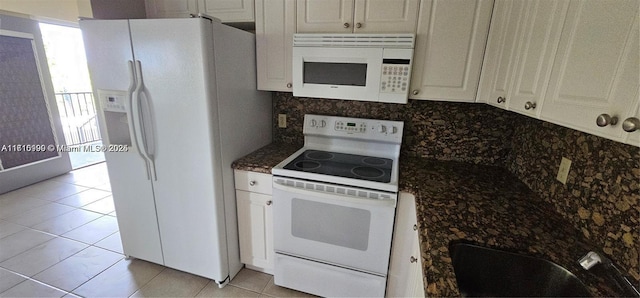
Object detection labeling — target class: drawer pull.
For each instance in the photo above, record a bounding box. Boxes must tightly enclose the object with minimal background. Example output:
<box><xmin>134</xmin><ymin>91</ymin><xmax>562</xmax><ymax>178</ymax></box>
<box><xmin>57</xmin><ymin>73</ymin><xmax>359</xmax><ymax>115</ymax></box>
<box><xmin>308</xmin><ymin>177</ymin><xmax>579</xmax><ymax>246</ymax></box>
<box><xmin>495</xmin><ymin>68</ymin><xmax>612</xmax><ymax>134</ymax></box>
<box><xmin>413</xmin><ymin>224</ymin><xmax>418</xmax><ymax>231</ymax></box>
<box><xmin>249</xmin><ymin>180</ymin><xmax>256</xmax><ymax>186</ymax></box>
<box><xmin>410</xmin><ymin>256</ymin><xmax>417</xmax><ymax>263</ymax></box>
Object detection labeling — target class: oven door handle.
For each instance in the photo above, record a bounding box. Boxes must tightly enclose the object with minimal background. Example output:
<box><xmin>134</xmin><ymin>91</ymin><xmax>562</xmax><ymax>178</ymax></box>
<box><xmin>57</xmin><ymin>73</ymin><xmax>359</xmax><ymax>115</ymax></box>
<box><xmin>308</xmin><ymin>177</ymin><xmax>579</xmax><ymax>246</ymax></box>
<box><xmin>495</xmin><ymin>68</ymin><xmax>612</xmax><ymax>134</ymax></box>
<box><xmin>273</xmin><ymin>180</ymin><xmax>396</xmax><ymax>208</ymax></box>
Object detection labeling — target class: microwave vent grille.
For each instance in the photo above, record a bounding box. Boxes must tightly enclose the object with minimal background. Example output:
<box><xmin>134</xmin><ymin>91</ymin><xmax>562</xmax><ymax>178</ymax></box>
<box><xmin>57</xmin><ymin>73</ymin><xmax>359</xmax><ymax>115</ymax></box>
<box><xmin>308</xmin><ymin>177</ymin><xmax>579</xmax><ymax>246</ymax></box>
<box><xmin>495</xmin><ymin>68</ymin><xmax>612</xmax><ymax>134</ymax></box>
<box><xmin>293</xmin><ymin>34</ymin><xmax>415</xmax><ymax>48</ymax></box>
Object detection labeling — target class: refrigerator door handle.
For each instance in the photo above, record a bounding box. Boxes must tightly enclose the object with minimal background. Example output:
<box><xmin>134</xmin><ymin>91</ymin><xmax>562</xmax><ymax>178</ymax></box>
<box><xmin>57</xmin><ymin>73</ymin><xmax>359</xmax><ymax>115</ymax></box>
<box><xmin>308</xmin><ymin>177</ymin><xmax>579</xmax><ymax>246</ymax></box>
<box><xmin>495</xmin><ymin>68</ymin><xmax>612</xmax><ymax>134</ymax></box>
<box><xmin>130</xmin><ymin>60</ymin><xmax>152</xmax><ymax>180</ymax></box>
<box><xmin>134</xmin><ymin>60</ymin><xmax>158</xmax><ymax>181</ymax></box>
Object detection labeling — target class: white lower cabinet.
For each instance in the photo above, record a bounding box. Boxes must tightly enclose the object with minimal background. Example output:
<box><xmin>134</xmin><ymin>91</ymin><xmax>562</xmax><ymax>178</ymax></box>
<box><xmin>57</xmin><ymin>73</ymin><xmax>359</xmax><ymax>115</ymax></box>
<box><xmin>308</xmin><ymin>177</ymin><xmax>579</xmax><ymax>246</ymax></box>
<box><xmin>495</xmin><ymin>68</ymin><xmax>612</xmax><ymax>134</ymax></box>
<box><xmin>234</xmin><ymin>170</ymin><xmax>274</xmax><ymax>273</ymax></box>
<box><xmin>387</xmin><ymin>192</ymin><xmax>425</xmax><ymax>297</ymax></box>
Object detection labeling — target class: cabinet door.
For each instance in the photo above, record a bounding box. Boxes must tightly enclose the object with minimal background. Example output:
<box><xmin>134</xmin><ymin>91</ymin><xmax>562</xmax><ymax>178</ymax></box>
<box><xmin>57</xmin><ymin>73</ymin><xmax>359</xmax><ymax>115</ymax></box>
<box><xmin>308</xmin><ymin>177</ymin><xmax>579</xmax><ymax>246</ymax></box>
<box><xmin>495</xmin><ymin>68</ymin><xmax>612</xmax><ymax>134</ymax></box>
<box><xmin>386</xmin><ymin>192</ymin><xmax>424</xmax><ymax>297</ymax></box>
<box><xmin>508</xmin><ymin>0</ymin><xmax>569</xmax><ymax>117</ymax></box>
<box><xmin>236</xmin><ymin>190</ymin><xmax>274</xmax><ymax>273</ymax></box>
<box><xmin>410</xmin><ymin>0</ymin><xmax>493</xmax><ymax>102</ymax></box>
<box><xmin>352</xmin><ymin>0</ymin><xmax>419</xmax><ymax>33</ymax></box>
<box><xmin>255</xmin><ymin>0</ymin><xmax>295</xmax><ymax>91</ymax></box>
<box><xmin>198</xmin><ymin>0</ymin><xmax>254</xmax><ymax>22</ymax></box>
<box><xmin>476</xmin><ymin>0</ymin><xmax>525</xmax><ymax>108</ymax></box>
<box><xmin>145</xmin><ymin>0</ymin><xmax>198</xmax><ymax>18</ymax></box>
<box><xmin>541</xmin><ymin>0</ymin><xmax>639</xmax><ymax>142</ymax></box>
<box><xmin>408</xmin><ymin>233</ymin><xmax>426</xmax><ymax>297</ymax></box>
<box><xmin>296</xmin><ymin>0</ymin><xmax>355</xmax><ymax>33</ymax></box>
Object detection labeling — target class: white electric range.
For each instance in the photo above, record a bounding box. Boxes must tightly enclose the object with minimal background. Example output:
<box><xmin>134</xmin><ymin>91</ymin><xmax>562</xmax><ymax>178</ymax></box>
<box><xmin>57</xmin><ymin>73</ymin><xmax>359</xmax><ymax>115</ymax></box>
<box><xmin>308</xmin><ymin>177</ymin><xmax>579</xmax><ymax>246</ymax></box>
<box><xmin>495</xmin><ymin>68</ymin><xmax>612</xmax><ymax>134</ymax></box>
<box><xmin>271</xmin><ymin>114</ymin><xmax>404</xmax><ymax>297</ymax></box>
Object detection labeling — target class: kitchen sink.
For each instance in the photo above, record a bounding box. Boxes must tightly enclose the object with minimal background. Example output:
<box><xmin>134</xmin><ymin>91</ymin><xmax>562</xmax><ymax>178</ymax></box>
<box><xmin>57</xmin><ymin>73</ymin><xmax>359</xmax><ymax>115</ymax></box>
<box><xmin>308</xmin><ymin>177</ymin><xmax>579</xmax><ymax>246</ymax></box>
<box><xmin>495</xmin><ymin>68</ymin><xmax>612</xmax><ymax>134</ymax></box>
<box><xmin>449</xmin><ymin>241</ymin><xmax>592</xmax><ymax>297</ymax></box>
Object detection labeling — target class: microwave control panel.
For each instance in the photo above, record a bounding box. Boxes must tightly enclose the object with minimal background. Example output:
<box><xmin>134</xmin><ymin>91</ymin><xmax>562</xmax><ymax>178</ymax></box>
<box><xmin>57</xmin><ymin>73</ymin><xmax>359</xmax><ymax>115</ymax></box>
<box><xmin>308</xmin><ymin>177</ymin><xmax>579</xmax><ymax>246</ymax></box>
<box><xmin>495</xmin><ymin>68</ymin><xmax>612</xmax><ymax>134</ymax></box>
<box><xmin>380</xmin><ymin>61</ymin><xmax>410</xmax><ymax>94</ymax></box>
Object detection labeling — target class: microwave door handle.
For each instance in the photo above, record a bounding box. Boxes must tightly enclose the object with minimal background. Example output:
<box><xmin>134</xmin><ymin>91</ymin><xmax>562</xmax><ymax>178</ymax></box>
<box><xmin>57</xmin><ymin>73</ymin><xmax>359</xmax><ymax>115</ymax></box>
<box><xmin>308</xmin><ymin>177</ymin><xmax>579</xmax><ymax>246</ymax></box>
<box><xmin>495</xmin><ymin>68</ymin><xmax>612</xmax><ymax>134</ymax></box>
<box><xmin>272</xmin><ymin>180</ymin><xmax>396</xmax><ymax>208</ymax></box>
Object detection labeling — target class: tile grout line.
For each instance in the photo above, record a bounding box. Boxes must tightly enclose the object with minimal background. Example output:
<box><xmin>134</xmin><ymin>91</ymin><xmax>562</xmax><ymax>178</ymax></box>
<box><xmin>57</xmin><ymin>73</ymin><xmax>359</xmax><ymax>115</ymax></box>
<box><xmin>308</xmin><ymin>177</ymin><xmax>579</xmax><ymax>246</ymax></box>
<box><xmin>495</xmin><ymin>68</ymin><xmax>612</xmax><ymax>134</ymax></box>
<box><xmin>0</xmin><ymin>265</ymin><xmax>71</xmax><ymax>297</ymax></box>
<box><xmin>126</xmin><ymin>266</ymin><xmax>167</xmax><ymax>298</ymax></box>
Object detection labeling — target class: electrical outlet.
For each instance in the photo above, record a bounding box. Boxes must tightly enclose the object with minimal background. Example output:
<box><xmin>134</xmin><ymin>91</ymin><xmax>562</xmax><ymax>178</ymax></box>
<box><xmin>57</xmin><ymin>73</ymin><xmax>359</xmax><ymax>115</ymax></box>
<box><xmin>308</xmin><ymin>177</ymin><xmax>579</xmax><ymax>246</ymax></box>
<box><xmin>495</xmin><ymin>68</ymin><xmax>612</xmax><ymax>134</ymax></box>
<box><xmin>556</xmin><ymin>157</ymin><xmax>572</xmax><ymax>184</ymax></box>
<box><xmin>278</xmin><ymin>114</ymin><xmax>287</xmax><ymax>128</ymax></box>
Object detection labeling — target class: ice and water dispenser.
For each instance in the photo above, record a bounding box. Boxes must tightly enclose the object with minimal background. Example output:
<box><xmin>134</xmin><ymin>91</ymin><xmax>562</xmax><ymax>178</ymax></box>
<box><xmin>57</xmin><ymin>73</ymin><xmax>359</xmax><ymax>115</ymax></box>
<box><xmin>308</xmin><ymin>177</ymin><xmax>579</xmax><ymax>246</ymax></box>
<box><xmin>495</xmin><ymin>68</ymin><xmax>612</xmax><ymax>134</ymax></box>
<box><xmin>97</xmin><ymin>90</ymin><xmax>132</xmax><ymax>147</ymax></box>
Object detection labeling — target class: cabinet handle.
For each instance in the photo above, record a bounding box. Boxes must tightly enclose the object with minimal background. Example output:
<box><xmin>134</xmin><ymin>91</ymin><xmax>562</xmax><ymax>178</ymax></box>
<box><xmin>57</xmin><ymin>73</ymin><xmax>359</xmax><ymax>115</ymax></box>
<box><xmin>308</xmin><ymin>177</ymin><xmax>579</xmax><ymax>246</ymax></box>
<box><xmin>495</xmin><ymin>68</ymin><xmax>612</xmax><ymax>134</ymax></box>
<box><xmin>343</xmin><ymin>22</ymin><xmax>350</xmax><ymax>28</ymax></box>
<box><xmin>249</xmin><ymin>180</ymin><xmax>256</xmax><ymax>186</ymax></box>
<box><xmin>596</xmin><ymin>114</ymin><xmax>618</xmax><ymax>127</ymax></box>
<box><xmin>286</xmin><ymin>83</ymin><xmax>292</xmax><ymax>88</ymax></box>
<box><xmin>356</xmin><ymin>22</ymin><xmax>362</xmax><ymax>28</ymax></box>
<box><xmin>524</xmin><ymin>101</ymin><xmax>536</xmax><ymax>110</ymax></box>
<box><xmin>189</xmin><ymin>14</ymin><xmax>196</xmax><ymax>18</ymax></box>
<box><xmin>410</xmin><ymin>256</ymin><xmax>417</xmax><ymax>263</ymax></box>
<box><xmin>412</xmin><ymin>90</ymin><xmax>419</xmax><ymax>95</ymax></box>
<box><xmin>622</xmin><ymin>117</ymin><xmax>640</xmax><ymax>132</ymax></box>
<box><xmin>413</xmin><ymin>224</ymin><xmax>418</xmax><ymax>231</ymax></box>
<box><xmin>266</xmin><ymin>200</ymin><xmax>272</xmax><ymax>206</ymax></box>
<box><xmin>497</xmin><ymin>96</ymin><xmax>506</xmax><ymax>103</ymax></box>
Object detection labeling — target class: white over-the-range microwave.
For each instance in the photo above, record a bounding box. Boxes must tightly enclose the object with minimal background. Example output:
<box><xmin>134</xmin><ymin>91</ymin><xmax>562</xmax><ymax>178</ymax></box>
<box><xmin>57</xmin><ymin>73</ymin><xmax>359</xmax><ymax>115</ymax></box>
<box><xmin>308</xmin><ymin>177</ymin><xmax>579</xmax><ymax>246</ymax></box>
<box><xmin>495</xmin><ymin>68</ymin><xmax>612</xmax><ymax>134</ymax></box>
<box><xmin>292</xmin><ymin>34</ymin><xmax>415</xmax><ymax>104</ymax></box>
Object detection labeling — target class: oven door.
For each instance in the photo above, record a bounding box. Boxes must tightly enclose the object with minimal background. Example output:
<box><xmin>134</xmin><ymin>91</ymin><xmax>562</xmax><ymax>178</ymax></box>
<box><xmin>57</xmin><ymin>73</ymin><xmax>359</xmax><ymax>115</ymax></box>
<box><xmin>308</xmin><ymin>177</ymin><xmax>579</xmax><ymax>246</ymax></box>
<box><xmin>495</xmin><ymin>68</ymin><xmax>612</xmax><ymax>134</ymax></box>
<box><xmin>272</xmin><ymin>177</ymin><xmax>396</xmax><ymax>275</ymax></box>
<box><xmin>292</xmin><ymin>47</ymin><xmax>383</xmax><ymax>101</ymax></box>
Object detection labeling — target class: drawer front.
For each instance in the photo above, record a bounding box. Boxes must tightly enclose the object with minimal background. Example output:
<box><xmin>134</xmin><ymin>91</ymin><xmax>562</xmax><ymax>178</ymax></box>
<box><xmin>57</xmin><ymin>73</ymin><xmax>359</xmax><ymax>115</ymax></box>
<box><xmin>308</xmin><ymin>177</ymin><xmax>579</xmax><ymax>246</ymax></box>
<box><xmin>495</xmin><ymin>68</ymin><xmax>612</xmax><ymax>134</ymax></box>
<box><xmin>234</xmin><ymin>170</ymin><xmax>273</xmax><ymax>195</ymax></box>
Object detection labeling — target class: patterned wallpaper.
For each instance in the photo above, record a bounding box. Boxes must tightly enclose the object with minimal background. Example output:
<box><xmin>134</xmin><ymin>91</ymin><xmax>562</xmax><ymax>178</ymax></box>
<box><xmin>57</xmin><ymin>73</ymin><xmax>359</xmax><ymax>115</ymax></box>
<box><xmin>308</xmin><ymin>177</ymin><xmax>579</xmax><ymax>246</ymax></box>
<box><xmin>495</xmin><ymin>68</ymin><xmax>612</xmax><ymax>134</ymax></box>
<box><xmin>272</xmin><ymin>91</ymin><xmax>639</xmax><ymax>281</ymax></box>
<box><xmin>0</xmin><ymin>35</ymin><xmax>59</xmax><ymax>169</ymax></box>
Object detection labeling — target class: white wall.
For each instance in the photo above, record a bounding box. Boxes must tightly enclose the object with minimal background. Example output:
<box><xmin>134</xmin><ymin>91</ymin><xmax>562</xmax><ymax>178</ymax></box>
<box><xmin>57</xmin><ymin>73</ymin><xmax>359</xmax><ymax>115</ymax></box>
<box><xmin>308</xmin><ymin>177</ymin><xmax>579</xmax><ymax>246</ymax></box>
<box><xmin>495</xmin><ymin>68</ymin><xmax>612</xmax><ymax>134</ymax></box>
<box><xmin>0</xmin><ymin>0</ymin><xmax>92</xmax><ymax>24</ymax></box>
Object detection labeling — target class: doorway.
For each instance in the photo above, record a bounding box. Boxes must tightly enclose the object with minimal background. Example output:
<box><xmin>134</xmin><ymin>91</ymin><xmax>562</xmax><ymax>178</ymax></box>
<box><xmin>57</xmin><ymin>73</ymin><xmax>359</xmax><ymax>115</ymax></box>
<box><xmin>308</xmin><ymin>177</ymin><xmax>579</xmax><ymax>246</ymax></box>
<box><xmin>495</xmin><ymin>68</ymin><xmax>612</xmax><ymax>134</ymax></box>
<box><xmin>39</xmin><ymin>22</ymin><xmax>104</xmax><ymax>169</ymax></box>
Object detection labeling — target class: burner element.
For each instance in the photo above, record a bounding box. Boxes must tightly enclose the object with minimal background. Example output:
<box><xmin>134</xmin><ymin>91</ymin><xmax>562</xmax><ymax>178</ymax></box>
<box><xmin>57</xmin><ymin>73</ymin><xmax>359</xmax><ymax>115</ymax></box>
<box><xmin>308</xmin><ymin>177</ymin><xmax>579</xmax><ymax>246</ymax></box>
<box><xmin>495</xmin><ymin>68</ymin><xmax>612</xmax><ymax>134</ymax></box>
<box><xmin>351</xmin><ymin>166</ymin><xmax>385</xmax><ymax>179</ymax></box>
<box><xmin>305</xmin><ymin>151</ymin><xmax>334</xmax><ymax>160</ymax></box>
<box><xmin>362</xmin><ymin>157</ymin><xmax>387</xmax><ymax>166</ymax></box>
<box><xmin>282</xmin><ymin>150</ymin><xmax>392</xmax><ymax>183</ymax></box>
<box><xmin>295</xmin><ymin>160</ymin><xmax>321</xmax><ymax>170</ymax></box>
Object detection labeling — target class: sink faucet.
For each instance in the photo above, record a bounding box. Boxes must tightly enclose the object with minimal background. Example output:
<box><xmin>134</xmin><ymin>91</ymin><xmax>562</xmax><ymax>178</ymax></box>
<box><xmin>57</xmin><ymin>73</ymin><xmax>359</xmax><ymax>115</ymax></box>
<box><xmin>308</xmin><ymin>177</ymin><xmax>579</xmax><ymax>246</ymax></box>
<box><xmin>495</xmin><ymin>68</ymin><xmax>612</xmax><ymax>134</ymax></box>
<box><xmin>578</xmin><ymin>251</ymin><xmax>602</xmax><ymax>270</ymax></box>
<box><xmin>578</xmin><ymin>251</ymin><xmax>640</xmax><ymax>297</ymax></box>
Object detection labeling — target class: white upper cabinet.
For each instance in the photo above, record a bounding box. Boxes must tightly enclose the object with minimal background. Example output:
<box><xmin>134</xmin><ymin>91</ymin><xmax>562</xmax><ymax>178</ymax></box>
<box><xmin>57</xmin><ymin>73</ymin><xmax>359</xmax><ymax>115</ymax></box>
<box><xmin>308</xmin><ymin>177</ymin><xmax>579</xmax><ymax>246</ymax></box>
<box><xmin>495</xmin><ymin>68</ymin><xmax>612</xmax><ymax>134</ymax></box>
<box><xmin>146</xmin><ymin>0</ymin><xmax>255</xmax><ymax>22</ymax></box>
<box><xmin>146</xmin><ymin>0</ymin><xmax>199</xmax><ymax>18</ymax></box>
<box><xmin>477</xmin><ymin>0</ymin><xmax>569</xmax><ymax>116</ymax></box>
<box><xmin>198</xmin><ymin>0</ymin><xmax>254</xmax><ymax>22</ymax></box>
<box><xmin>540</xmin><ymin>0</ymin><xmax>639</xmax><ymax>142</ymax></box>
<box><xmin>255</xmin><ymin>0</ymin><xmax>296</xmax><ymax>91</ymax></box>
<box><xmin>296</xmin><ymin>0</ymin><xmax>354</xmax><ymax>32</ymax></box>
<box><xmin>409</xmin><ymin>0</ymin><xmax>493</xmax><ymax>102</ymax></box>
<box><xmin>476</xmin><ymin>0</ymin><xmax>525</xmax><ymax>109</ymax></box>
<box><xmin>296</xmin><ymin>0</ymin><xmax>419</xmax><ymax>33</ymax></box>
<box><xmin>508</xmin><ymin>0</ymin><xmax>569</xmax><ymax>117</ymax></box>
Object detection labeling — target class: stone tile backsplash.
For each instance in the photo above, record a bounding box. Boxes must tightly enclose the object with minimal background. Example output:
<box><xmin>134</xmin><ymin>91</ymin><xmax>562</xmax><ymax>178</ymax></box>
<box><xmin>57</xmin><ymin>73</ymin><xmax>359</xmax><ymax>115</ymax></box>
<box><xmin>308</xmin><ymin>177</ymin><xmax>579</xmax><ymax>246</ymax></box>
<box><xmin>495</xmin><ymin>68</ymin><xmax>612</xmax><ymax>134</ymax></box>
<box><xmin>272</xmin><ymin>92</ymin><xmax>639</xmax><ymax>280</ymax></box>
<box><xmin>273</xmin><ymin>92</ymin><xmax>517</xmax><ymax>166</ymax></box>
<box><xmin>505</xmin><ymin>116</ymin><xmax>640</xmax><ymax>280</ymax></box>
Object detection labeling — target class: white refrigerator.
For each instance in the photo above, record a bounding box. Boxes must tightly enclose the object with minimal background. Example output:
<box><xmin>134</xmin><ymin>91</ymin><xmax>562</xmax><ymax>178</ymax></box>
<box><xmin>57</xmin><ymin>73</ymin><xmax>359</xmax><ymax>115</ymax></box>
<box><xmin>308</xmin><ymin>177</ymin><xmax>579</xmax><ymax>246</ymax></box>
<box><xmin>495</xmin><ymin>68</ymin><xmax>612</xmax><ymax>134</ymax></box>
<box><xmin>80</xmin><ymin>17</ymin><xmax>272</xmax><ymax>285</ymax></box>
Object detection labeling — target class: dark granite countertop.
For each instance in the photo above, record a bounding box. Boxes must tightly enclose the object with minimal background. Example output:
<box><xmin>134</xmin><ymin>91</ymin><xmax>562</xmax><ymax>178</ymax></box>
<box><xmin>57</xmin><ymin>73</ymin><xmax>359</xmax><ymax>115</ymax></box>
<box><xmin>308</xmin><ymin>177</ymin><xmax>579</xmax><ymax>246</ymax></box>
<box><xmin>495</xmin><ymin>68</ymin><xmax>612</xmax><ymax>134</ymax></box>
<box><xmin>233</xmin><ymin>143</ymin><xmax>626</xmax><ymax>297</ymax></box>
<box><xmin>231</xmin><ymin>142</ymin><xmax>300</xmax><ymax>174</ymax></box>
<box><xmin>399</xmin><ymin>157</ymin><xmax>625</xmax><ymax>297</ymax></box>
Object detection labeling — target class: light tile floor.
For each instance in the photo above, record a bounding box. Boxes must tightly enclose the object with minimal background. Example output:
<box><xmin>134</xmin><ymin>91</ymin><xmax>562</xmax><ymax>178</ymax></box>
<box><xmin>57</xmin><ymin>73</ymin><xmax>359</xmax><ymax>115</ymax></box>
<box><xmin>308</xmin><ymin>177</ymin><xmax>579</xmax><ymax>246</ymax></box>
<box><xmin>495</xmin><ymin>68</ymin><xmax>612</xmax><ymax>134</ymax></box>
<box><xmin>0</xmin><ymin>163</ymin><xmax>312</xmax><ymax>298</ymax></box>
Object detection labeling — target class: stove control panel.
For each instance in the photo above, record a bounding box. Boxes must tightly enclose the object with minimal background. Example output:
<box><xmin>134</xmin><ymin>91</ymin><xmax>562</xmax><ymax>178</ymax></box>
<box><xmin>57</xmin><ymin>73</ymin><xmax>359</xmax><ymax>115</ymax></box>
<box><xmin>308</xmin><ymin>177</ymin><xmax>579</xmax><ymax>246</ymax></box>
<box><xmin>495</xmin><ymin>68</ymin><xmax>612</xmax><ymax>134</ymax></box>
<box><xmin>304</xmin><ymin>114</ymin><xmax>403</xmax><ymax>143</ymax></box>
<box><xmin>335</xmin><ymin>121</ymin><xmax>366</xmax><ymax>133</ymax></box>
